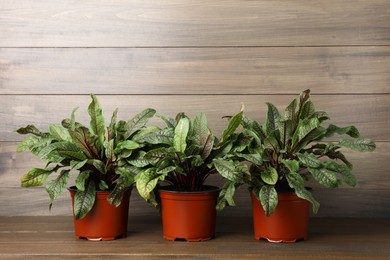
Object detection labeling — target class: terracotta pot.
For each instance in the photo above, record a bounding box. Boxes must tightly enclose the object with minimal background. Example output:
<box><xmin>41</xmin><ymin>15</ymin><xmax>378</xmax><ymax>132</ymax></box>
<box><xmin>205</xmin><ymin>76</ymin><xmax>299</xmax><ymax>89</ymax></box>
<box><xmin>159</xmin><ymin>185</ymin><xmax>220</xmax><ymax>242</ymax></box>
<box><xmin>250</xmin><ymin>191</ymin><xmax>309</xmax><ymax>243</ymax></box>
<box><xmin>68</xmin><ymin>187</ymin><xmax>131</xmax><ymax>241</ymax></box>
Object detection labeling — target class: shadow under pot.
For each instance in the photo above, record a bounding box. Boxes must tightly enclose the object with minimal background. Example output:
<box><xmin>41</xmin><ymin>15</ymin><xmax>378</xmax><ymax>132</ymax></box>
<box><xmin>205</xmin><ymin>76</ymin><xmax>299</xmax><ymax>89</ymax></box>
<box><xmin>250</xmin><ymin>191</ymin><xmax>310</xmax><ymax>243</ymax></box>
<box><xmin>68</xmin><ymin>186</ymin><xmax>131</xmax><ymax>241</ymax></box>
<box><xmin>159</xmin><ymin>185</ymin><xmax>220</xmax><ymax>242</ymax></box>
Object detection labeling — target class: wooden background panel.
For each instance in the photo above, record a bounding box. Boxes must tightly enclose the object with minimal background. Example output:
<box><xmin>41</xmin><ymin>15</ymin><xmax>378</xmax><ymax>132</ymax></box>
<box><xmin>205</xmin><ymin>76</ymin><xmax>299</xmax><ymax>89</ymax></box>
<box><xmin>1</xmin><ymin>0</ymin><xmax>389</xmax><ymax>47</ymax></box>
<box><xmin>0</xmin><ymin>95</ymin><xmax>387</xmax><ymax>142</ymax></box>
<box><xmin>1</xmin><ymin>47</ymin><xmax>389</xmax><ymax>94</ymax></box>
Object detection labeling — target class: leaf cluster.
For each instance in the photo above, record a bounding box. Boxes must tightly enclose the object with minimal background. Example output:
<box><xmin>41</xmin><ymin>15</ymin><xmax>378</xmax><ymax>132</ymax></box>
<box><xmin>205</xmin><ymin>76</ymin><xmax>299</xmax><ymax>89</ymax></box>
<box><xmin>232</xmin><ymin>89</ymin><xmax>376</xmax><ymax>216</ymax></box>
<box><xmin>17</xmin><ymin>94</ymin><xmax>156</xmax><ymax>219</ymax></box>
<box><xmin>135</xmin><ymin>111</ymin><xmax>248</xmax><ymax>208</ymax></box>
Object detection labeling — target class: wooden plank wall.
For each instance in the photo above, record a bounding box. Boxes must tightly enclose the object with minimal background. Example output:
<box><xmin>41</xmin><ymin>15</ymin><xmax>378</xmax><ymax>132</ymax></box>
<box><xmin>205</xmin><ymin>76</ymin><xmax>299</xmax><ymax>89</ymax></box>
<box><xmin>1</xmin><ymin>0</ymin><xmax>389</xmax><ymax>218</ymax></box>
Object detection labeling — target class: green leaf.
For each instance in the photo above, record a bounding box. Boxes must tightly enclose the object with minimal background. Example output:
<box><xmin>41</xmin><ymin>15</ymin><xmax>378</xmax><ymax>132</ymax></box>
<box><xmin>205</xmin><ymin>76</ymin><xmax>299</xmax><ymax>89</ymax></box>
<box><xmin>107</xmin><ymin>175</ymin><xmax>133</xmax><ymax>207</ymax></box>
<box><xmin>16</xmin><ymin>136</ymin><xmax>37</xmax><ymax>152</ymax></box>
<box><xmin>48</xmin><ymin>125</ymin><xmax>68</xmax><ymax>141</ymax></box>
<box><xmin>281</xmin><ymin>159</ymin><xmax>300</xmax><ymax>173</ymax></box>
<box><xmin>174</xmin><ymin>117</ymin><xmax>190</xmax><ymax>152</ymax></box>
<box><xmin>286</xmin><ymin>172</ymin><xmax>320</xmax><ymax>214</ymax></box>
<box><xmin>193</xmin><ymin>112</ymin><xmax>214</xmax><ymax>159</ymax></box>
<box><xmin>38</xmin><ymin>142</ymin><xmax>75</xmax><ymax>163</ymax></box>
<box><xmin>300</xmin><ymin>100</ymin><xmax>316</xmax><ymax>119</ymax></box>
<box><xmin>16</xmin><ymin>136</ymin><xmax>50</xmax><ymax>154</ymax></box>
<box><xmin>221</xmin><ymin>111</ymin><xmax>243</xmax><ymax>143</ymax></box>
<box><xmin>57</xmin><ymin>151</ymin><xmax>88</xmax><ymax>161</ymax></box>
<box><xmin>285</xmin><ymin>172</ymin><xmax>305</xmax><ymax>189</ymax></box>
<box><xmin>338</xmin><ymin>138</ymin><xmax>376</xmax><ymax>152</ymax></box>
<box><xmin>295</xmin><ymin>128</ymin><xmax>327</xmax><ymax>153</ymax></box>
<box><xmin>210</xmin><ymin>141</ymin><xmax>233</xmax><ymax>159</ymax></box>
<box><xmin>297</xmin><ymin>118</ymin><xmax>320</xmax><ymax>141</ymax></box>
<box><xmin>156</xmin><ymin>114</ymin><xmax>177</xmax><ymax>129</ymax></box>
<box><xmin>21</xmin><ymin>167</ymin><xmax>58</xmax><ymax>187</ymax></box>
<box><xmin>70</xmin><ymin>159</ymin><xmax>88</xmax><ymax>170</ymax></box>
<box><xmin>259</xmin><ymin>185</ymin><xmax>278</xmax><ymax>216</ymax></box>
<box><xmin>294</xmin><ymin>186</ymin><xmax>320</xmax><ymax>214</ymax></box>
<box><xmin>145</xmin><ymin>147</ymin><xmax>171</xmax><ymax>165</ymax></box>
<box><xmin>135</xmin><ymin>128</ymin><xmax>174</xmax><ymax>145</ymax></box>
<box><xmin>291</xmin><ymin>119</ymin><xmax>325</xmax><ymax>153</ymax></box>
<box><xmin>223</xmin><ymin>181</ymin><xmax>236</xmax><ymax>207</ymax></box>
<box><xmin>325</xmin><ymin>150</ymin><xmax>353</xmax><ymax>169</ymax></box>
<box><xmin>125</xmin><ymin>108</ymin><xmax>156</xmax><ymax>138</ymax></box>
<box><xmin>74</xmin><ymin>181</ymin><xmax>96</xmax><ymax>220</ymax></box>
<box><xmin>284</xmin><ymin>98</ymin><xmax>297</xmax><ymax>121</ymax></box>
<box><xmin>323</xmin><ymin>124</ymin><xmax>360</xmax><ymax>139</ymax></box>
<box><xmin>261</xmin><ymin>167</ymin><xmax>278</xmax><ymax>185</ymax></box>
<box><xmin>297</xmin><ymin>153</ymin><xmax>321</xmax><ymax>168</ymax></box>
<box><xmin>324</xmin><ymin>161</ymin><xmax>356</xmax><ymax>186</ymax></box>
<box><xmin>242</xmin><ymin>117</ymin><xmax>267</xmax><ymax>142</ymax></box>
<box><xmin>278</xmin><ymin>120</ymin><xmax>293</xmax><ymax>148</ymax></box>
<box><xmin>299</xmin><ymin>89</ymin><xmax>311</xmax><ymax>106</ymax></box>
<box><xmin>265</xmin><ymin>103</ymin><xmax>281</xmax><ymax>135</ymax></box>
<box><xmin>236</xmin><ymin>153</ymin><xmax>262</xmax><ymax>165</ymax></box>
<box><xmin>213</xmin><ymin>159</ymin><xmax>242</xmax><ymax>182</ymax></box>
<box><xmin>107</xmin><ymin>108</ymin><xmax>118</xmax><ymax>141</ymax></box>
<box><xmin>99</xmin><ymin>180</ymin><xmax>109</xmax><ymax>190</ymax></box>
<box><xmin>70</xmin><ymin>107</ymin><xmax>79</xmax><ymax>131</ymax></box>
<box><xmin>308</xmin><ymin>167</ymin><xmax>339</xmax><ymax>188</ymax></box>
<box><xmin>135</xmin><ymin>168</ymin><xmax>159</xmax><ymax>204</ymax></box>
<box><xmin>114</xmin><ymin>140</ymin><xmax>141</xmax><ymax>153</ymax></box>
<box><xmin>16</xmin><ymin>125</ymin><xmax>49</xmax><ymax>138</ymax></box>
<box><xmin>75</xmin><ymin>170</ymin><xmax>91</xmax><ymax>191</ymax></box>
<box><xmin>104</xmin><ymin>139</ymin><xmax>115</xmax><ymax>162</ymax></box>
<box><xmin>88</xmin><ymin>94</ymin><xmax>106</xmax><ymax>146</ymax></box>
<box><xmin>46</xmin><ymin>169</ymin><xmax>70</xmax><ymax>210</ymax></box>
<box><xmin>127</xmin><ymin>151</ymin><xmax>150</xmax><ymax>167</ymax></box>
<box><xmin>69</xmin><ymin>127</ymin><xmax>98</xmax><ymax>159</ymax></box>
<box><xmin>87</xmin><ymin>159</ymin><xmax>106</xmax><ymax>174</ymax></box>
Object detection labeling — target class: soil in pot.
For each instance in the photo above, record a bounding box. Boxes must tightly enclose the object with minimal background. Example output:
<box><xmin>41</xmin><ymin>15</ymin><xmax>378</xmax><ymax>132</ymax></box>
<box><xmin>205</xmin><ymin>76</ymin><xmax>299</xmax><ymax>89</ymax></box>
<box><xmin>250</xmin><ymin>191</ymin><xmax>310</xmax><ymax>243</ymax></box>
<box><xmin>68</xmin><ymin>187</ymin><xmax>131</xmax><ymax>241</ymax></box>
<box><xmin>159</xmin><ymin>185</ymin><xmax>220</xmax><ymax>242</ymax></box>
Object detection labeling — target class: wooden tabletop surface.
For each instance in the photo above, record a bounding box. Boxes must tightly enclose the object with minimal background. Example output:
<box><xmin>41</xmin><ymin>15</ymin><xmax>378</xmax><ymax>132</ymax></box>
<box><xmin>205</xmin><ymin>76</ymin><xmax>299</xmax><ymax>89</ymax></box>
<box><xmin>0</xmin><ymin>215</ymin><xmax>389</xmax><ymax>259</ymax></box>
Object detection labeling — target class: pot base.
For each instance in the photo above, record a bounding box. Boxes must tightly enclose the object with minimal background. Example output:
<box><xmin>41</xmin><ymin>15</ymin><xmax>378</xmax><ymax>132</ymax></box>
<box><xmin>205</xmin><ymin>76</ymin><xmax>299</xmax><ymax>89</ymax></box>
<box><xmin>163</xmin><ymin>235</ymin><xmax>214</xmax><ymax>242</ymax></box>
<box><xmin>255</xmin><ymin>236</ymin><xmax>306</xmax><ymax>243</ymax></box>
<box><xmin>76</xmin><ymin>233</ymin><xmax>127</xmax><ymax>241</ymax></box>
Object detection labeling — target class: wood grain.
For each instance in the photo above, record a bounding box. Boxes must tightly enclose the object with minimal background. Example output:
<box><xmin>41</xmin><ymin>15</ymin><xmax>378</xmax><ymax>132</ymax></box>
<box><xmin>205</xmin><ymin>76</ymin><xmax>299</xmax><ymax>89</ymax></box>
<box><xmin>1</xmin><ymin>0</ymin><xmax>389</xmax><ymax>221</ymax></box>
<box><xmin>1</xmin><ymin>94</ymin><xmax>387</xmax><ymax>142</ymax></box>
<box><xmin>0</xmin><ymin>216</ymin><xmax>389</xmax><ymax>259</ymax></box>
<box><xmin>1</xmin><ymin>0</ymin><xmax>389</xmax><ymax>47</ymax></box>
<box><xmin>1</xmin><ymin>47</ymin><xmax>389</xmax><ymax>94</ymax></box>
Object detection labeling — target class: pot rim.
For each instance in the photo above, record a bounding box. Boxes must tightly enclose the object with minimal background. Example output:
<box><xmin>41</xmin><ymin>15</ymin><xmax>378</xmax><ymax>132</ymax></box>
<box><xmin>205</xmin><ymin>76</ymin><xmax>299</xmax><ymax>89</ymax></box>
<box><xmin>249</xmin><ymin>186</ymin><xmax>313</xmax><ymax>194</ymax></box>
<box><xmin>159</xmin><ymin>185</ymin><xmax>220</xmax><ymax>194</ymax></box>
<box><xmin>67</xmin><ymin>186</ymin><xmax>132</xmax><ymax>193</ymax></box>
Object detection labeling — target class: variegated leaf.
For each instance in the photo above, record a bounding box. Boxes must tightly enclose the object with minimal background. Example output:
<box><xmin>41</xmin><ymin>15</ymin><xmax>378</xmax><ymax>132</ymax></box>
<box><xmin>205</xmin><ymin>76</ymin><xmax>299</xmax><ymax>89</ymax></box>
<box><xmin>74</xmin><ymin>181</ymin><xmax>96</xmax><ymax>220</ymax></box>
<box><xmin>46</xmin><ymin>169</ymin><xmax>70</xmax><ymax>210</ymax></box>
<box><xmin>174</xmin><ymin>117</ymin><xmax>190</xmax><ymax>153</ymax></box>
<box><xmin>259</xmin><ymin>185</ymin><xmax>278</xmax><ymax>216</ymax></box>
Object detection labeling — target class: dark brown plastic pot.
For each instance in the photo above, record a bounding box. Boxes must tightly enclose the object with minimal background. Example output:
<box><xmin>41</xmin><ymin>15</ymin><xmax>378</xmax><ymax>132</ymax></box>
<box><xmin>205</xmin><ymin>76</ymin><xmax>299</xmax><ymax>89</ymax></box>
<box><xmin>68</xmin><ymin>187</ymin><xmax>131</xmax><ymax>241</ymax></box>
<box><xmin>250</xmin><ymin>191</ymin><xmax>310</xmax><ymax>243</ymax></box>
<box><xmin>159</xmin><ymin>185</ymin><xmax>220</xmax><ymax>242</ymax></box>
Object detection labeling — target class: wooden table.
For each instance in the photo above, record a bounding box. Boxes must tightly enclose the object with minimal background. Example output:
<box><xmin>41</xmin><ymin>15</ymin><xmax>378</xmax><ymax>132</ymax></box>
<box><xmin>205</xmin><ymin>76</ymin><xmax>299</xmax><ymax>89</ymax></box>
<box><xmin>0</xmin><ymin>215</ymin><xmax>389</xmax><ymax>259</ymax></box>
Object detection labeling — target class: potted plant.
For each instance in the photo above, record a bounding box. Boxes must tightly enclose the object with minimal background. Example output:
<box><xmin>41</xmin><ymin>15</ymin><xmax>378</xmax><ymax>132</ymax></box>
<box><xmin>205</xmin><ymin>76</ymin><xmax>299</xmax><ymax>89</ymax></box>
<box><xmin>135</xmin><ymin>111</ymin><xmax>246</xmax><ymax>242</ymax></box>
<box><xmin>220</xmin><ymin>89</ymin><xmax>376</xmax><ymax>242</ymax></box>
<box><xmin>16</xmin><ymin>94</ymin><xmax>156</xmax><ymax>241</ymax></box>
